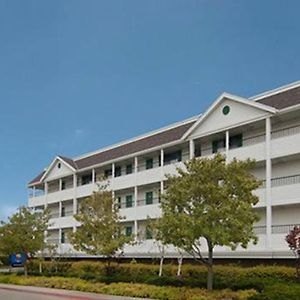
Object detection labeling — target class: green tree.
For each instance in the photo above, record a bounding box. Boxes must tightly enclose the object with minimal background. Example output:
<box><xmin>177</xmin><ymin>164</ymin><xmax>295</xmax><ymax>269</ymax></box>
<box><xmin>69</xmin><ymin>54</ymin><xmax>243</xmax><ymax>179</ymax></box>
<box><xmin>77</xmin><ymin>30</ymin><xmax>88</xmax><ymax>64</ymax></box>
<box><xmin>70</xmin><ymin>189</ymin><xmax>132</xmax><ymax>269</ymax></box>
<box><xmin>158</xmin><ymin>154</ymin><xmax>261</xmax><ymax>290</ymax></box>
<box><xmin>0</xmin><ymin>206</ymin><xmax>50</xmax><ymax>274</ymax></box>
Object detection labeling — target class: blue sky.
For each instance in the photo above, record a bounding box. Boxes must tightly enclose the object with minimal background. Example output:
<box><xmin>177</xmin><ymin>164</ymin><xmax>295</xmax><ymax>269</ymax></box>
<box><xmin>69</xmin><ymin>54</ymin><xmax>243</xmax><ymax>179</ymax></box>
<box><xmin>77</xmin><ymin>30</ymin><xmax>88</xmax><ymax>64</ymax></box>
<box><xmin>0</xmin><ymin>0</ymin><xmax>300</xmax><ymax>219</ymax></box>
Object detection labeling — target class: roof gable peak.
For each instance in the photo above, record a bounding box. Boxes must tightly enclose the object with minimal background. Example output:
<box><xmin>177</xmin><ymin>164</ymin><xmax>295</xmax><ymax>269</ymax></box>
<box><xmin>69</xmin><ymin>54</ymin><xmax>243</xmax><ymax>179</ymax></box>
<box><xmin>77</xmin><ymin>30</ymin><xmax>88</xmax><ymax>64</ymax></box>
<box><xmin>40</xmin><ymin>156</ymin><xmax>76</xmax><ymax>182</ymax></box>
<box><xmin>182</xmin><ymin>92</ymin><xmax>277</xmax><ymax>140</ymax></box>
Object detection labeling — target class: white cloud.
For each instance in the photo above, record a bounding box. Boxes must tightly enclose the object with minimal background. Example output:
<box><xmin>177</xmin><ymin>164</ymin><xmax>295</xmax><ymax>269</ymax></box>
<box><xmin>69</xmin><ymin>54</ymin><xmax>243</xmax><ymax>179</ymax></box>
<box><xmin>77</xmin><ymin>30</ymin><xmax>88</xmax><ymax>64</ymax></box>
<box><xmin>74</xmin><ymin>128</ymin><xmax>85</xmax><ymax>136</ymax></box>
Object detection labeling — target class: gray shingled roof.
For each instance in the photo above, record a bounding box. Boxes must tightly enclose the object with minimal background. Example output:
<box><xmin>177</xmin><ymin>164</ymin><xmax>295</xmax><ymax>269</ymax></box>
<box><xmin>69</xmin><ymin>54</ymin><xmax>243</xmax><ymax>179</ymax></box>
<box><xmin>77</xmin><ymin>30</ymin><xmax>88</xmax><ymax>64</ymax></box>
<box><xmin>58</xmin><ymin>155</ymin><xmax>78</xmax><ymax>170</ymax></box>
<box><xmin>256</xmin><ymin>85</ymin><xmax>300</xmax><ymax>109</ymax></box>
<box><xmin>75</xmin><ymin>121</ymin><xmax>195</xmax><ymax>169</ymax></box>
<box><xmin>28</xmin><ymin>120</ymin><xmax>195</xmax><ymax>185</ymax></box>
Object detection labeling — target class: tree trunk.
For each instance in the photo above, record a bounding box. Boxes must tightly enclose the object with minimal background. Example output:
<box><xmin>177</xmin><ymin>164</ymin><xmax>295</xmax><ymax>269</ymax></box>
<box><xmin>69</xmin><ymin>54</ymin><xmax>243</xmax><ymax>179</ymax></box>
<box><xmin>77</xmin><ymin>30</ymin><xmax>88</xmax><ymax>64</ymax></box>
<box><xmin>24</xmin><ymin>263</ymin><xmax>28</xmax><ymax>276</ymax></box>
<box><xmin>177</xmin><ymin>254</ymin><xmax>183</xmax><ymax>277</ymax></box>
<box><xmin>39</xmin><ymin>261</ymin><xmax>42</xmax><ymax>274</ymax></box>
<box><xmin>207</xmin><ymin>242</ymin><xmax>214</xmax><ymax>291</ymax></box>
<box><xmin>159</xmin><ymin>256</ymin><xmax>164</xmax><ymax>277</ymax></box>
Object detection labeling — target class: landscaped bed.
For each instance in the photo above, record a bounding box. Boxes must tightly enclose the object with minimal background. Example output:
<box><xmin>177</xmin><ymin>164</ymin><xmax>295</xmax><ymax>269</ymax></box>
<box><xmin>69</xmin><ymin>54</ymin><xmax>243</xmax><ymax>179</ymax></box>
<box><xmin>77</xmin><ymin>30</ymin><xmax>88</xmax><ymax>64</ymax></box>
<box><xmin>1</xmin><ymin>261</ymin><xmax>300</xmax><ymax>299</ymax></box>
<box><xmin>0</xmin><ymin>274</ymin><xmax>257</xmax><ymax>300</ymax></box>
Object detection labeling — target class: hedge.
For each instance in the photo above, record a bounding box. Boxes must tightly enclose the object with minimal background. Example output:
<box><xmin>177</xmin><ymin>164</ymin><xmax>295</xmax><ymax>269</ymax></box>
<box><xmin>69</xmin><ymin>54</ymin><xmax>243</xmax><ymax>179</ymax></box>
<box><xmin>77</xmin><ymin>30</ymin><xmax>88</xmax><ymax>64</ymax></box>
<box><xmin>28</xmin><ymin>260</ymin><xmax>296</xmax><ymax>279</ymax></box>
<box><xmin>27</xmin><ymin>260</ymin><xmax>297</xmax><ymax>290</ymax></box>
<box><xmin>0</xmin><ymin>274</ymin><xmax>257</xmax><ymax>300</ymax></box>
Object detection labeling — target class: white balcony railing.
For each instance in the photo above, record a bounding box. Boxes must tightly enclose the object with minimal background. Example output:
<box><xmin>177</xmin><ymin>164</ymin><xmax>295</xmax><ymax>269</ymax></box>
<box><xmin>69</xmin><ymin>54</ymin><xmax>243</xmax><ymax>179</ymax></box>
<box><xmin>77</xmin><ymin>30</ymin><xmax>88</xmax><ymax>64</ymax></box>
<box><xmin>259</xmin><ymin>174</ymin><xmax>300</xmax><ymax>189</ymax></box>
<box><xmin>272</xmin><ymin>124</ymin><xmax>300</xmax><ymax>139</ymax></box>
<box><xmin>137</xmin><ymin>197</ymin><xmax>160</xmax><ymax>206</ymax></box>
<box><xmin>253</xmin><ymin>224</ymin><xmax>300</xmax><ymax>235</ymax></box>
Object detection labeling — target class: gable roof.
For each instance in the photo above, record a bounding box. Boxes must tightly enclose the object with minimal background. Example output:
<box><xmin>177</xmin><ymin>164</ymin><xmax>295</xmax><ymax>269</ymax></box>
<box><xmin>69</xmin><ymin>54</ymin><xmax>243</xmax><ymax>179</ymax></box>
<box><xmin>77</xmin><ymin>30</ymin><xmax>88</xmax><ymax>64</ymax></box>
<box><xmin>28</xmin><ymin>171</ymin><xmax>46</xmax><ymax>185</ymax></box>
<box><xmin>38</xmin><ymin>156</ymin><xmax>77</xmax><ymax>183</ymax></box>
<box><xmin>181</xmin><ymin>92</ymin><xmax>277</xmax><ymax>140</ymax></box>
<box><xmin>28</xmin><ymin>119</ymin><xmax>196</xmax><ymax>186</ymax></box>
<box><xmin>58</xmin><ymin>155</ymin><xmax>78</xmax><ymax>170</ymax></box>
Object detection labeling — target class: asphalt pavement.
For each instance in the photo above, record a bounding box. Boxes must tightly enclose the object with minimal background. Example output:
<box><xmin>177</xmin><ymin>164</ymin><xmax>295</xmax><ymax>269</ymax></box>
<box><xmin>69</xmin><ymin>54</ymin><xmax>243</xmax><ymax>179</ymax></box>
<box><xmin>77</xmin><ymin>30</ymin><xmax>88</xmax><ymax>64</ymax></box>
<box><xmin>0</xmin><ymin>284</ymin><xmax>149</xmax><ymax>300</ymax></box>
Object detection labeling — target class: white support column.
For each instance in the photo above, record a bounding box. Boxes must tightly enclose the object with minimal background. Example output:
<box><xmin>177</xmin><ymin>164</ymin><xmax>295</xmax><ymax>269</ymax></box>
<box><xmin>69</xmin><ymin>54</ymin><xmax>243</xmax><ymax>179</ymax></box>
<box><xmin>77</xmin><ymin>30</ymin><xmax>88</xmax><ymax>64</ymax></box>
<box><xmin>33</xmin><ymin>186</ymin><xmax>36</xmax><ymax>197</ymax></box>
<box><xmin>134</xmin><ymin>156</ymin><xmax>138</xmax><ymax>173</ymax></box>
<box><xmin>134</xmin><ymin>220</ymin><xmax>138</xmax><ymax>241</ymax></box>
<box><xmin>73</xmin><ymin>174</ymin><xmax>77</xmax><ymax>215</ymax></box>
<box><xmin>92</xmin><ymin>168</ymin><xmax>96</xmax><ymax>183</ymax></box>
<box><xmin>73</xmin><ymin>226</ymin><xmax>77</xmax><ymax>233</ymax></box>
<box><xmin>160</xmin><ymin>180</ymin><xmax>164</xmax><ymax>202</ymax></box>
<box><xmin>45</xmin><ymin>182</ymin><xmax>48</xmax><ymax>195</ymax></box>
<box><xmin>160</xmin><ymin>149</ymin><xmax>164</xmax><ymax>167</ymax></box>
<box><xmin>112</xmin><ymin>163</ymin><xmax>115</xmax><ymax>178</ymax></box>
<box><xmin>134</xmin><ymin>186</ymin><xmax>138</xmax><ymax>207</ymax></box>
<box><xmin>59</xmin><ymin>178</ymin><xmax>62</xmax><ymax>191</ymax></box>
<box><xmin>225</xmin><ymin>130</ymin><xmax>230</xmax><ymax>159</ymax></box>
<box><xmin>189</xmin><ymin>139</ymin><xmax>195</xmax><ymax>160</ymax></box>
<box><xmin>59</xmin><ymin>201</ymin><xmax>62</xmax><ymax>218</ymax></box>
<box><xmin>73</xmin><ymin>198</ymin><xmax>77</xmax><ymax>215</ymax></box>
<box><xmin>73</xmin><ymin>174</ymin><xmax>77</xmax><ymax>188</ymax></box>
<box><xmin>265</xmin><ymin>117</ymin><xmax>272</xmax><ymax>248</ymax></box>
<box><xmin>160</xmin><ymin>180</ymin><xmax>164</xmax><ymax>193</ymax></box>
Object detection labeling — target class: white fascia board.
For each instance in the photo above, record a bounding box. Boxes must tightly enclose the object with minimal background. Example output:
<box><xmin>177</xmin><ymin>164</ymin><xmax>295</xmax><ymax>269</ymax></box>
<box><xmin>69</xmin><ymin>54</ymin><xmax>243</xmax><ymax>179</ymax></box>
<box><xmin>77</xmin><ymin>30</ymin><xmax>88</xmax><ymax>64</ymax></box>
<box><xmin>40</xmin><ymin>156</ymin><xmax>76</xmax><ymax>182</ymax></box>
<box><xmin>182</xmin><ymin>92</ymin><xmax>277</xmax><ymax>140</ymax></box>
<box><xmin>276</xmin><ymin>103</ymin><xmax>300</xmax><ymax>115</ymax></box>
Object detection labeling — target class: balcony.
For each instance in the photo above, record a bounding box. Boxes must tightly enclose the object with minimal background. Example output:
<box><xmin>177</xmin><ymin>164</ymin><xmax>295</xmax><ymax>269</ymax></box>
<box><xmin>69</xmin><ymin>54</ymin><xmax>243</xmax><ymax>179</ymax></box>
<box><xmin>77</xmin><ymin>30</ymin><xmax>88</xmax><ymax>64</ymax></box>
<box><xmin>48</xmin><ymin>215</ymin><xmax>77</xmax><ymax>229</ymax></box>
<box><xmin>76</xmin><ymin>182</ymin><xmax>98</xmax><ymax>198</ymax></box>
<box><xmin>47</xmin><ymin>188</ymin><xmax>75</xmax><ymax>204</ymax></box>
<box><xmin>271</xmin><ymin>124</ymin><xmax>300</xmax><ymax>159</ymax></box>
<box><xmin>227</xmin><ymin>135</ymin><xmax>266</xmax><ymax>162</ymax></box>
<box><xmin>265</xmin><ymin>174</ymin><xmax>300</xmax><ymax>206</ymax></box>
<box><xmin>200</xmin><ymin>133</ymin><xmax>266</xmax><ymax>162</ymax></box>
<box><xmin>119</xmin><ymin>202</ymin><xmax>161</xmax><ymax>222</ymax></box>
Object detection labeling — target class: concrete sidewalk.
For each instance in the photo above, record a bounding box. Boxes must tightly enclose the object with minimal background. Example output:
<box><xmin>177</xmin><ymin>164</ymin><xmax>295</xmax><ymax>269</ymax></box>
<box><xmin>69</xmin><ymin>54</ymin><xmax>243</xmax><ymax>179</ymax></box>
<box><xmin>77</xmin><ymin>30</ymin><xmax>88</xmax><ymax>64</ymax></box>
<box><xmin>0</xmin><ymin>283</ymin><xmax>151</xmax><ymax>300</ymax></box>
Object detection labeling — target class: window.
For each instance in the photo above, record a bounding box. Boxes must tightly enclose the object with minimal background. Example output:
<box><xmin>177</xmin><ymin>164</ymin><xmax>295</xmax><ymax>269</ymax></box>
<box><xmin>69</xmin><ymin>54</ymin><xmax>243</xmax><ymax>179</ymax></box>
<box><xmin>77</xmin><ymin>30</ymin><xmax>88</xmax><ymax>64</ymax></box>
<box><xmin>146</xmin><ymin>158</ymin><xmax>153</xmax><ymax>170</ymax></box>
<box><xmin>164</xmin><ymin>150</ymin><xmax>182</xmax><ymax>165</ymax></box>
<box><xmin>57</xmin><ymin>163</ymin><xmax>61</xmax><ymax>169</ymax></box>
<box><xmin>115</xmin><ymin>166</ymin><xmax>122</xmax><ymax>177</ymax></box>
<box><xmin>81</xmin><ymin>173</ymin><xmax>92</xmax><ymax>185</ymax></box>
<box><xmin>126</xmin><ymin>164</ymin><xmax>133</xmax><ymax>174</ymax></box>
<box><xmin>212</xmin><ymin>139</ymin><xmax>225</xmax><ymax>154</ymax></box>
<box><xmin>125</xmin><ymin>226</ymin><xmax>132</xmax><ymax>237</ymax></box>
<box><xmin>61</xmin><ymin>180</ymin><xmax>66</xmax><ymax>190</ymax></box>
<box><xmin>126</xmin><ymin>195</ymin><xmax>133</xmax><ymax>208</ymax></box>
<box><xmin>61</xmin><ymin>206</ymin><xmax>65</xmax><ymax>217</ymax></box>
<box><xmin>222</xmin><ymin>105</ymin><xmax>230</xmax><ymax>115</ymax></box>
<box><xmin>117</xmin><ymin>196</ymin><xmax>121</xmax><ymax>209</ymax></box>
<box><xmin>229</xmin><ymin>134</ymin><xmax>243</xmax><ymax>149</ymax></box>
<box><xmin>61</xmin><ymin>231</ymin><xmax>65</xmax><ymax>244</ymax></box>
<box><xmin>145</xmin><ymin>191</ymin><xmax>153</xmax><ymax>205</ymax></box>
<box><xmin>146</xmin><ymin>226</ymin><xmax>153</xmax><ymax>239</ymax></box>
<box><xmin>104</xmin><ymin>168</ymin><xmax>112</xmax><ymax>178</ymax></box>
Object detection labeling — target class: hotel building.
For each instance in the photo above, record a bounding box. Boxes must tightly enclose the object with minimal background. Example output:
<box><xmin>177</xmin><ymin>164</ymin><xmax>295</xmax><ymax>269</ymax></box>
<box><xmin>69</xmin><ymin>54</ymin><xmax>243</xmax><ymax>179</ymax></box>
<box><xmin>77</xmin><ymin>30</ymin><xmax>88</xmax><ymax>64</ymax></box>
<box><xmin>28</xmin><ymin>81</ymin><xmax>300</xmax><ymax>258</ymax></box>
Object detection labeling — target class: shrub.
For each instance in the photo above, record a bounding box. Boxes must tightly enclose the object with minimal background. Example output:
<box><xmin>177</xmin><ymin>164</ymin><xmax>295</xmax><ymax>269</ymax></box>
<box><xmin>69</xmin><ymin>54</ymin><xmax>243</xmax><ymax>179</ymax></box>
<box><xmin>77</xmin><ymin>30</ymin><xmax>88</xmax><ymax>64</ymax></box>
<box><xmin>26</xmin><ymin>260</ymin><xmax>298</xmax><ymax>294</ymax></box>
<box><xmin>0</xmin><ymin>274</ymin><xmax>257</xmax><ymax>300</ymax></box>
